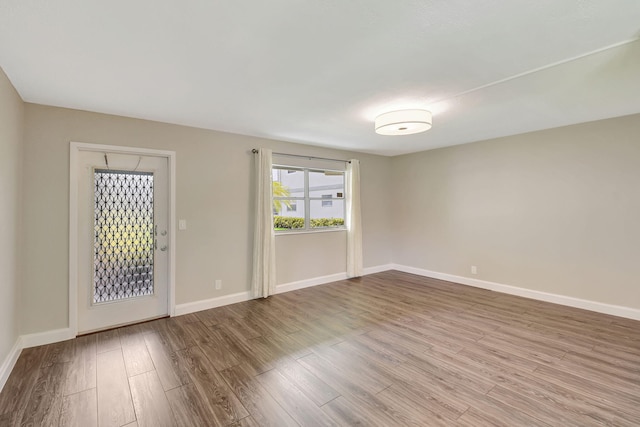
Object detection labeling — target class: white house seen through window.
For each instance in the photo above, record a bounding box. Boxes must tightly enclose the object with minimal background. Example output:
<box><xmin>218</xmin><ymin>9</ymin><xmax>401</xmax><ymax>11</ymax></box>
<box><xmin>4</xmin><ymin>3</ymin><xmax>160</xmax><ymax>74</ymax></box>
<box><xmin>272</xmin><ymin>166</ymin><xmax>345</xmax><ymax>231</ymax></box>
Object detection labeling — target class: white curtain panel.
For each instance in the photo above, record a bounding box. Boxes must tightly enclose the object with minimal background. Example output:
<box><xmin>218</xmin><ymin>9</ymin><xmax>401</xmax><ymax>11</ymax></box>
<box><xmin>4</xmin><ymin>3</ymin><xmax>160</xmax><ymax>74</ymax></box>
<box><xmin>346</xmin><ymin>159</ymin><xmax>363</xmax><ymax>277</ymax></box>
<box><xmin>251</xmin><ymin>148</ymin><xmax>277</xmax><ymax>298</ymax></box>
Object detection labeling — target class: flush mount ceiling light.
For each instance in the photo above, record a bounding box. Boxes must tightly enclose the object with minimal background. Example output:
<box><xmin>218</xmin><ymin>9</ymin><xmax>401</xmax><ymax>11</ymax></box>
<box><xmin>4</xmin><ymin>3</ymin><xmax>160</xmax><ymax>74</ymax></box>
<box><xmin>375</xmin><ymin>109</ymin><xmax>432</xmax><ymax>136</ymax></box>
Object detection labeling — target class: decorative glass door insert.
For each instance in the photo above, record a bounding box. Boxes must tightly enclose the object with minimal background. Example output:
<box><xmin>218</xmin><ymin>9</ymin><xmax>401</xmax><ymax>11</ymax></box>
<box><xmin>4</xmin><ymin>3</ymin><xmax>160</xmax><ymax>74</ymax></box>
<box><xmin>94</xmin><ymin>169</ymin><xmax>154</xmax><ymax>303</ymax></box>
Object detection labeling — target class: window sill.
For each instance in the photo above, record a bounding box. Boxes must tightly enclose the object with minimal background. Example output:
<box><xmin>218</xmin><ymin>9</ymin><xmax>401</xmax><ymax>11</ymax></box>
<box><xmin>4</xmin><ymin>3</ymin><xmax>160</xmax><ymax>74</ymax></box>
<box><xmin>275</xmin><ymin>228</ymin><xmax>347</xmax><ymax>236</ymax></box>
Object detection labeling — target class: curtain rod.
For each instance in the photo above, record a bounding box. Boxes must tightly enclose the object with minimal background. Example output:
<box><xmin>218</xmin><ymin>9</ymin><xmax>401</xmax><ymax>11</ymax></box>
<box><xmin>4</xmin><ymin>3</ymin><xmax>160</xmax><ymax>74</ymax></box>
<box><xmin>251</xmin><ymin>149</ymin><xmax>351</xmax><ymax>164</ymax></box>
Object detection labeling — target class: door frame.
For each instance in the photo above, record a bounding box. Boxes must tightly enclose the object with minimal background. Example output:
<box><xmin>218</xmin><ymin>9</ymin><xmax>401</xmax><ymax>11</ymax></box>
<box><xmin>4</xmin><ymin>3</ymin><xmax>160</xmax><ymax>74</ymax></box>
<box><xmin>69</xmin><ymin>141</ymin><xmax>177</xmax><ymax>337</ymax></box>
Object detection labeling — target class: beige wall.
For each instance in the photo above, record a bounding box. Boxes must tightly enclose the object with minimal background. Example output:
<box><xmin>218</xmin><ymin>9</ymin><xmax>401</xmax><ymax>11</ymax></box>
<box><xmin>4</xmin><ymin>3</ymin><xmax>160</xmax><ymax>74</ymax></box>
<box><xmin>14</xmin><ymin>97</ymin><xmax>640</xmax><ymax>336</ymax></box>
<box><xmin>391</xmin><ymin>113</ymin><xmax>640</xmax><ymax>309</ymax></box>
<box><xmin>0</xmin><ymin>67</ymin><xmax>23</xmax><ymax>363</ymax></box>
<box><xmin>21</xmin><ymin>104</ymin><xmax>392</xmax><ymax>334</ymax></box>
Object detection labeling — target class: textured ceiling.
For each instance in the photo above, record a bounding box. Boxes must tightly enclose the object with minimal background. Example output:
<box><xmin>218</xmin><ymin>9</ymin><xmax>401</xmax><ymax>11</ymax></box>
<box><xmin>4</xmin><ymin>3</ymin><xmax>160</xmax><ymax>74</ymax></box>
<box><xmin>1</xmin><ymin>1</ymin><xmax>639</xmax><ymax>155</ymax></box>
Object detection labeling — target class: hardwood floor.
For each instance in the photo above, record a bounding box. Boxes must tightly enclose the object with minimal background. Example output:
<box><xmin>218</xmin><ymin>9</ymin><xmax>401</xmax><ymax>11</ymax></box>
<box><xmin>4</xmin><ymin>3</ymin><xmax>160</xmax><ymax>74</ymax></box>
<box><xmin>1</xmin><ymin>270</ymin><xmax>639</xmax><ymax>426</ymax></box>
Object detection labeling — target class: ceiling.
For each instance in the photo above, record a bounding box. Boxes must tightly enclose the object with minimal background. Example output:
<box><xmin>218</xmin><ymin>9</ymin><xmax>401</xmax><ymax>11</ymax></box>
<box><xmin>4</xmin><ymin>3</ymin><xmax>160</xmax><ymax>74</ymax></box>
<box><xmin>1</xmin><ymin>1</ymin><xmax>639</xmax><ymax>156</ymax></box>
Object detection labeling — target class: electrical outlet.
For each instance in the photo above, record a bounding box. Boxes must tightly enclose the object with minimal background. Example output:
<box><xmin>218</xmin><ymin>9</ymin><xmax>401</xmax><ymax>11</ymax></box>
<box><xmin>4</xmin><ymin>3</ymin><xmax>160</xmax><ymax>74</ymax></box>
<box><xmin>471</xmin><ymin>266</ymin><xmax>477</xmax><ymax>275</ymax></box>
<box><xmin>215</xmin><ymin>279</ymin><xmax>222</xmax><ymax>290</ymax></box>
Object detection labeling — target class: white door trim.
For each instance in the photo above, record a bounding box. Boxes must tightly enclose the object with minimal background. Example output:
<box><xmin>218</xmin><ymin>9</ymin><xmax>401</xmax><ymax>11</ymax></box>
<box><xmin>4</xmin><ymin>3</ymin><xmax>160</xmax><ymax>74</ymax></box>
<box><xmin>69</xmin><ymin>141</ymin><xmax>177</xmax><ymax>337</ymax></box>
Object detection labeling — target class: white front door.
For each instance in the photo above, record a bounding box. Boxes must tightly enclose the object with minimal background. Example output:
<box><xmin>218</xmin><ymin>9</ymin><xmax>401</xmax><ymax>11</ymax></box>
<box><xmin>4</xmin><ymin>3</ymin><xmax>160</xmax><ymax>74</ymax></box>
<box><xmin>76</xmin><ymin>150</ymin><xmax>169</xmax><ymax>333</ymax></box>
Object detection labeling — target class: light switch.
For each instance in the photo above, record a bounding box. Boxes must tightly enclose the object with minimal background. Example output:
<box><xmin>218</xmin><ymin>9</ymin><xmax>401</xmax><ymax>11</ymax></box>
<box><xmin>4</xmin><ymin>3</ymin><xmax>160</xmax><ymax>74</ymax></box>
<box><xmin>179</xmin><ymin>219</ymin><xmax>187</xmax><ymax>230</ymax></box>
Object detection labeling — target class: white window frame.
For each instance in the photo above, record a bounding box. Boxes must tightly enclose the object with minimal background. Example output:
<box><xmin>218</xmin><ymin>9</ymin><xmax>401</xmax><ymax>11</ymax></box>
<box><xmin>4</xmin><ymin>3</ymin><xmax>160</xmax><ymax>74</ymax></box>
<box><xmin>273</xmin><ymin>165</ymin><xmax>346</xmax><ymax>233</ymax></box>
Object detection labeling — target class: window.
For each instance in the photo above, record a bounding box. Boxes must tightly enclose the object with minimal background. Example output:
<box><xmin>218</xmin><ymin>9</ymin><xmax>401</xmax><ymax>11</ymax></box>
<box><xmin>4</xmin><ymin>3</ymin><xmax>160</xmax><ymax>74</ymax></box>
<box><xmin>272</xmin><ymin>165</ymin><xmax>345</xmax><ymax>231</ymax></box>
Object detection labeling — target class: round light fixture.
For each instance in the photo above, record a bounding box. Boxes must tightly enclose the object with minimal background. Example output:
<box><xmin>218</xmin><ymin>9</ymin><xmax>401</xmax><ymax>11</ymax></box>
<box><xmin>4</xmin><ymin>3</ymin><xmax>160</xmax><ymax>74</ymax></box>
<box><xmin>375</xmin><ymin>109</ymin><xmax>432</xmax><ymax>136</ymax></box>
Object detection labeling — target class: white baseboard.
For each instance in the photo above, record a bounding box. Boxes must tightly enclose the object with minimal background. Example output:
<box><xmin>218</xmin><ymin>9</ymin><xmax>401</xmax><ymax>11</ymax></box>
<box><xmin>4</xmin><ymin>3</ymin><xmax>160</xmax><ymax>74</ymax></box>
<box><xmin>14</xmin><ymin>262</ymin><xmax>636</xmax><ymax>392</ymax></box>
<box><xmin>363</xmin><ymin>264</ymin><xmax>395</xmax><ymax>275</ymax></box>
<box><xmin>20</xmin><ymin>328</ymin><xmax>75</xmax><ymax>349</ymax></box>
<box><xmin>391</xmin><ymin>264</ymin><xmax>640</xmax><ymax>321</ymax></box>
<box><xmin>174</xmin><ymin>291</ymin><xmax>252</xmax><ymax>316</ymax></box>
<box><xmin>275</xmin><ymin>264</ymin><xmax>395</xmax><ymax>294</ymax></box>
<box><xmin>1</xmin><ymin>328</ymin><xmax>75</xmax><ymax>392</ymax></box>
<box><xmin>175</xmin><ymin>264</ymin><xmax>395</xmax><ymax>316</ymax></box>
<box><xmin>0</xmin><ymin>337</ymin><xmax>23</xmax><ymax>393</ymax></box>
<box><xmin>275</xmin><ymin>272</ymin><xmax>348</xmax><ymax>294</ymax></box>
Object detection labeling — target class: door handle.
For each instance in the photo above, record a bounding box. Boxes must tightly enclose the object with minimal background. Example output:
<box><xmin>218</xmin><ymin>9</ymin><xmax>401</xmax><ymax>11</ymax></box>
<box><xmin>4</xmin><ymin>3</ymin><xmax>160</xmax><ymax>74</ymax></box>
<box><xmin>160</xmin><ymin>245</ymin><xmax>168</xmax><ymax>251</ymax></box>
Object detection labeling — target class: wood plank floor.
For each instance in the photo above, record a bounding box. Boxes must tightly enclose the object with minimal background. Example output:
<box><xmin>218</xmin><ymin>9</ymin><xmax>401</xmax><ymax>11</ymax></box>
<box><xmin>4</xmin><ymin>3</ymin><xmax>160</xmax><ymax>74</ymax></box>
<box><xmin>1</xmin><ymin>270</ymin><xmax>639</xmax><ymax>426</ymax></box>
